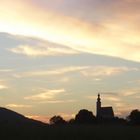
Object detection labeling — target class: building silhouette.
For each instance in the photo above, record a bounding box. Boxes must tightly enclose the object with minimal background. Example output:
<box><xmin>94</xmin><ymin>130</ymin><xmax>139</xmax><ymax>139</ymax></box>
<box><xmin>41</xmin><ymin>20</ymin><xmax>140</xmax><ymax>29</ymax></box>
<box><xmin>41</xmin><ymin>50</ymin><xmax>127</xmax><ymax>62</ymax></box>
<box><xmin>96</xmin><ymin>94</ymin><xmax>114</xmax><ymax>119</ymax></box>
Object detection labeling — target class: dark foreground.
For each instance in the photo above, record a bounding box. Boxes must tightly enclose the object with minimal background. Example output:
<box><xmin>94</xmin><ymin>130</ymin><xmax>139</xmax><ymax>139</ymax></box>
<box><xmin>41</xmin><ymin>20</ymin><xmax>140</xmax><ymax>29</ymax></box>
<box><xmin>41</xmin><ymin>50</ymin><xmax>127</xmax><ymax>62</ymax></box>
<box><xmin>0</xmin><ymin>124</ymin><xmax>140</xmax><ymax>140</ymax></box>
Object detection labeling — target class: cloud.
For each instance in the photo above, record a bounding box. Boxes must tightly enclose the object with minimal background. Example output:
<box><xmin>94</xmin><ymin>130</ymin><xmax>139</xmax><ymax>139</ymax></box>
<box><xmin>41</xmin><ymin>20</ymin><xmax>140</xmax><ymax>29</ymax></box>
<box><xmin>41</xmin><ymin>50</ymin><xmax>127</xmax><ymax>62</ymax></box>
<box><xmin>9</xmin><ymin>44</ymin><xmax>79</xmax><ymax>57</ymax></box>
<box><xmin>0</xmin><ymin>69</ymin><xmax>13</xmax><ymax>72</ymax></box>
<box><xmin>14</xmin><ymin>65</ymin><xmax>137</xmax><ymax>79</ymax></box>
<box><xmin>14</xmin><ymin>66</ymin><xmax>89</xmax><ymax>78</ymax></box>
<box><xmin>6</xmin><ymin>104</ymin><xmax>32</xmax><ymax>108</ymax></box>
<box><xmin>0</xmin><ymin>85</ymin><xmax>8</xmax><ymax>90</ymax></box>
<box><xmin>133</xmin><ymin>96</ymin><xmax>140</xmax><ymax>99</ymax></box>
<box><xmin>119</xmin><ymin>88</ymin><xmax>140</xmax><ymax>96</ymax></box>
<box><xmin>0</xmin><ymin>0</ymin><xmax>140</xmax><ymax>62</ymax></box>
<box><xmin>57</xmin><ymin>77</ymin><xmax>70</xmax><ymax>83</ymax></box>
<box><xmin>105</xmin><ymin>97</ymin><xmax>121</xmax><ymax>102</ymax></box>
<box><xmin>87</xmin><ymin>95</ymin><xmax>121</xmax><ymax>102</ymax></box>
<box><xmin>114</xmin><ymin>102</ymin><xmax>126</xmax><ymax>108</ymax></box>
<box><xmin>128</xmin><ymin>80</ymin><xmax>140</xmax><ymax>84</ymax></box>
<box><xmin>115</xmin><ymin>106</ymin><xmax>138</xmax><ymax>117</ymax></box>
<box><xmin>40</xmin><ymin>99</ymin><xmax>76</xmax><ymax>104</ymax></box>
<box><xmin>80</xmin><ymin>66</ymin><xmax>137</xmax><ymax>77</ymax></box>
<box><xmin>24</xmin><ymin>89</ymin><xmax>65</xmax><ymax>101</ymax></box>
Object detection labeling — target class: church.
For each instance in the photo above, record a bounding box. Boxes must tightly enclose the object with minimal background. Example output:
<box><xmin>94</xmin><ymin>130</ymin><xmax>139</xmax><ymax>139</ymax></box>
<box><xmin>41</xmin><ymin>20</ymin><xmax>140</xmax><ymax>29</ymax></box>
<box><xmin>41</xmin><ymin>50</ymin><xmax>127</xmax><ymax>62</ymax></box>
<box><xmin>96</xmin><ymin>94</ymin><xmax>114</xmax><ymax>119</ymax></box>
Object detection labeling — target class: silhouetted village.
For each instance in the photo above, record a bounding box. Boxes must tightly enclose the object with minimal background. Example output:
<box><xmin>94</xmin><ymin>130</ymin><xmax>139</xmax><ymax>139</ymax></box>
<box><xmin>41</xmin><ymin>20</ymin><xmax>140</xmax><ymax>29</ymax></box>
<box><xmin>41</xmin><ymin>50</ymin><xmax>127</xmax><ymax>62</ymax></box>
<box><xmin>49</xmin><ymin>94</ymin><xmax>140</xmax><ymax>125</ymax></box>
<box><xmin>0</xmin><ymin>94</ymin><xmax>140</xmax><ymax>126</ymax></box>
<box><xmin>0</xmin><ymin>94</ymin><xmax>140</xmax><ymax>140</ymax></box>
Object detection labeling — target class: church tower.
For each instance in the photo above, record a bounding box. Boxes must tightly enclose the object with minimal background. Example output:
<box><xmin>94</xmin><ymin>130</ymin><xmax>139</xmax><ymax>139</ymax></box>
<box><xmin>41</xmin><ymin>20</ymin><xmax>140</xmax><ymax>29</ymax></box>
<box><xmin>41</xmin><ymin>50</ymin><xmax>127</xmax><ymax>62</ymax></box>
<box><xmin>96</xmin><ymin>93</ymin><xmax>101</xmax><ymax>118</ymax></box>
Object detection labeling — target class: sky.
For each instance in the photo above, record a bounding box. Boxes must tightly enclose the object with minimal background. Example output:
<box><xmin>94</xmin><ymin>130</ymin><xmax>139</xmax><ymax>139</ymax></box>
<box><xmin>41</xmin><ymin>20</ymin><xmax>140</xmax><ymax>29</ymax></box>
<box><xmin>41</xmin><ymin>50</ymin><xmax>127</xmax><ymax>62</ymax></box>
<box><xmin>0</xmin><ymin>0</ymin><xmax>140</xmax><ymax>123</ymax></box>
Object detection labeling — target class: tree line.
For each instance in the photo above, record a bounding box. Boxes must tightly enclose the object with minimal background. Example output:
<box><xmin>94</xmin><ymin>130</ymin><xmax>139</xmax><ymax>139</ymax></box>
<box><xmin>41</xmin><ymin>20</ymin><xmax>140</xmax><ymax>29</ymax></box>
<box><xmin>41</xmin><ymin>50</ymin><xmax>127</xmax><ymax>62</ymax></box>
<box><xmin>50</xmin><ymin>109</ymin><xmax>140</xmax><ymax>125</ymax></box>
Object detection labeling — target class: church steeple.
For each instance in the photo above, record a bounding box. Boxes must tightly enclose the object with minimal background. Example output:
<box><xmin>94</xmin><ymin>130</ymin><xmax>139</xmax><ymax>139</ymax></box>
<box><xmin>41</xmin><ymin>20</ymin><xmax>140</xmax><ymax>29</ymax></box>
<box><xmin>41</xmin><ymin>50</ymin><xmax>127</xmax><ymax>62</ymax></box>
<box><xmin>96</xmin><ymin>93</ymin><xmax>101</xmax><ymax>117</ymax></box>
<box><xmin>97</xmin><ymin>94</ymin><xmax>101</xmax><ymax>102</ymax></box>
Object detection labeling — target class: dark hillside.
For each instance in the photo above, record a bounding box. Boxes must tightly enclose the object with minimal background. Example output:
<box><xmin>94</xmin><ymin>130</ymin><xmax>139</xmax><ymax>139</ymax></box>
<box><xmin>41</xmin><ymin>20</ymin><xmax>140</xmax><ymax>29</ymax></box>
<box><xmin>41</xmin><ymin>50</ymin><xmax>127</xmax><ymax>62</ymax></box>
<box><xmin>0</xmin><ymin>107</ymin><xmax>47</xmax><ymax>126</ymax></box>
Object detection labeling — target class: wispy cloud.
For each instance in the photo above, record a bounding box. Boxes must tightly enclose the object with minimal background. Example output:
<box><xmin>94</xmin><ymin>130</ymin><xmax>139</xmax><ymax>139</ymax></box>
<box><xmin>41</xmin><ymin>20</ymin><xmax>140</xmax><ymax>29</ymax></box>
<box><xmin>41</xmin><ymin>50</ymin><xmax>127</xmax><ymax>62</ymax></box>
<box><xmin>9</xmin><ymin>44</ymin><xmax>79</xmax><ymax>57</ymax></box>
<box><xmin>13</xmin><ymin>65</ymin><xmax>137</xmax><ymax>78</ymax></box>
<box><xmin>0</xmin><ymin>85</ymin><xmax>8</xmax><ymax>90</ymax></box>
<box><xmin>80</xmin><ymin>66</ymin><xmax>137</xmax><ymax>77</ymax></box>
<box><xmin>128</xmin><ymin>79</ymin><xmax>140</xmax><ymax>84</ymax></box>
<box><xmin>24</xmin><ymin>89</ymin><xmax>65</xmax><ymax>101</ymax></box>
<box><xmin>40</xmin><ymin>99</ymin><xmax>76</xmax><ymax>104</ymax></box>
<box><xmin>14</xmin><ymin>66</ymin><xmax>89</xmax><ymax>78</ymax></box>
<box><xmin>0</xmin><ymin>69</ymin><xmax>13</xmax><ymax>72</ymax></box>
<box><xmin>6</xmin><ymin>104</ymin><xmax>32</xmax><ymax>108</ymax></box>
<box><xmin>119</xmin><ymin>88</ymin><xmax>140</xmax><ymax>96</ymax></box>
<box><xmin>115</xmin><ymin>106</ymin><xmax>137</xmax><ymax>117</ymax></box>
<box><xmin>87</xmin><ymin>95</ymin><xmax>121</xmax><ymax>102</ymax></box>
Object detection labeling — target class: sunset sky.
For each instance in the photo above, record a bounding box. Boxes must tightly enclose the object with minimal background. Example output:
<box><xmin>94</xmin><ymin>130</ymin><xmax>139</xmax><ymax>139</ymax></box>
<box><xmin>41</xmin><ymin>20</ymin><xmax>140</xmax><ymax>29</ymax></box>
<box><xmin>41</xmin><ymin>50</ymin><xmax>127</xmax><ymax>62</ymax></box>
<box><xmin>0</xmin><ymin>0</ymin><xmax>140</xmax><ymax>122</ymax></box>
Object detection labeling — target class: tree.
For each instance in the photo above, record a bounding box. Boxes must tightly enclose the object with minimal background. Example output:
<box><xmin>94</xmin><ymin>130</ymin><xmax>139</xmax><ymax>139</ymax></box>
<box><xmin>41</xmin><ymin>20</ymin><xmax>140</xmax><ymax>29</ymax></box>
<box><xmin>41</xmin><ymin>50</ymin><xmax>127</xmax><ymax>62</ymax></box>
<box><xmin>68</xmin><ymin>118</ymin><xmax>75</xmax><ymax>124</ymax></box>
<box><xmin>49</xmin><ymin>115</ymin><xmax>66</xmax><ymax>125</ymax></box>
<box><xmin>75</xmin><ymin>109</ymin><xmax>96</xmax><ymax>124</ymax></box>
<box><xmin>128</xmin><ymin>109</ymin><xmax>140</xmax><ymax>125</ymax></box>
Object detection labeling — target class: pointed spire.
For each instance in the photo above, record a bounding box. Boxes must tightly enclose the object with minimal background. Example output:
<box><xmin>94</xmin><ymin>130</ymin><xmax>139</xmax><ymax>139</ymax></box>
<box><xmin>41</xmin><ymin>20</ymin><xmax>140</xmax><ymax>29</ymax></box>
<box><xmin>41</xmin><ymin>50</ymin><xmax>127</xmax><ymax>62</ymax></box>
<box><xmin>97</xmin><ymin>93</ymin><xmax>101</xmax><ymax>102</ymax></box>
<box><xmin>96</xmin><ymin>93</ymin><xmax>101</xmax><ymax>117</ymax></box>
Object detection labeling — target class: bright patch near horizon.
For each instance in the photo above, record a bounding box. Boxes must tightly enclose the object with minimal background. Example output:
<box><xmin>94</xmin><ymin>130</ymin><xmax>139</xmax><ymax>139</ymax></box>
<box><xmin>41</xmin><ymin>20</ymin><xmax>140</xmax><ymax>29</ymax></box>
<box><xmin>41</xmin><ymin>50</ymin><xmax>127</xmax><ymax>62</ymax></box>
<box><xmin>0</xmin><ymin>0</ymin><xmax>140</xmax><ymax>62</ymax></box>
